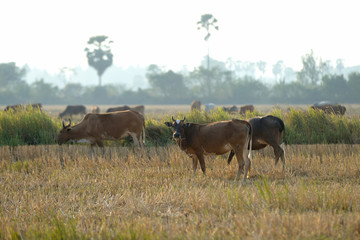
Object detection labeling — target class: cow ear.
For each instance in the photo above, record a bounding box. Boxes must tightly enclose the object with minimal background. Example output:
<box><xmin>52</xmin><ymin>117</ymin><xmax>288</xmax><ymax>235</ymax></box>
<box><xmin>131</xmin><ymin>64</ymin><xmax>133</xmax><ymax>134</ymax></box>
<box><xmin>164</xmin><ymin>122</ymin><xmax>172</xmax><ymax>127</ymax></box>
<box><xmin>185</xmin><ymin>123</ymin><xmax>191</xmax><ymax>127</ymax></box>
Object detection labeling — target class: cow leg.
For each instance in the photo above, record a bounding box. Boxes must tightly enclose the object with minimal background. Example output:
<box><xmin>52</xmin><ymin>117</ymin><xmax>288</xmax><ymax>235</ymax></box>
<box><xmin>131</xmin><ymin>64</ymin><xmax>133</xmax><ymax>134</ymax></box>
<box><xmin>191</xmin><ymin>155</ymin><xmax>198</xmax><ymax>177</ymax></box>
<box><xmin>234</xmin><ymin>143</ymin><xmax>251</xmax><ymax>181</ymax></box>
<box><xmin>95</xmin><ymin>140</ymin><xmax>105</xmax><ymax>156</ymax></box>
<box><xmin>272</xmin><ymin>144</ymin><xmax>285</xmax><ymax>171</ymax></box>
<box><xmin>227</xmin><ymin>150</ymin><xmax>235</xmax><ymax>165</ymax></box>
<box><xmin>196</xmin><ymin>153</ymin><xmax>206</xmax><ymax>175</ymax></box>
<box><xmin>129</xmin><ymin>132</ymin><xmax>140</xmax><ymax>148</ymax></box>
<box><xmin>234</xmin><ymin>149</ymin><xmax>245</xmax><ymax>181</ymax></box>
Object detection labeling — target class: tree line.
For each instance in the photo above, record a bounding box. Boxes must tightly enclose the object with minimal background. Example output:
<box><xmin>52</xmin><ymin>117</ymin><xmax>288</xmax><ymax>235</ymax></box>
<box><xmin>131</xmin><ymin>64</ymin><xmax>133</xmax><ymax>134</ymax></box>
<box><xmin>1</xmin><ymin>56</ymin><xmax>360</xmax><ymax>105</ymax></box>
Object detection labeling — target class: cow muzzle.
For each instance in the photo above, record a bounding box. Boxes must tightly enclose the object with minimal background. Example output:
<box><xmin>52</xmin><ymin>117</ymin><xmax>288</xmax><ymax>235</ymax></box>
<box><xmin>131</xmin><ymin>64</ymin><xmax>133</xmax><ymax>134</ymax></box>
<box><xmin>173</xmin><ymin>132</ymin><xmax>181</xmax><ymax>139</ymax></box>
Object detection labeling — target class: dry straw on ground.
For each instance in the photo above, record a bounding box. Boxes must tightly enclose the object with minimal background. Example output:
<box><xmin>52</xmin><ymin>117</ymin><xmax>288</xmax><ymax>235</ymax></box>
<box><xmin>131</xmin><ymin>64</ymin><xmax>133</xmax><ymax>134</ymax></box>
<box><xmin>1</xmin><ymin>144</ymin><xmax>360</xmax><ymax>239</ymax></box>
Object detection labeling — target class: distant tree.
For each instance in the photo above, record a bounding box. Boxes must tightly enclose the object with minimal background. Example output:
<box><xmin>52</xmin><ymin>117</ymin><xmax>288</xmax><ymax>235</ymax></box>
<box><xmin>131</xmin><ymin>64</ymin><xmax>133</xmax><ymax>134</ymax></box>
<box><xmin>189</xmin><ymin>66</ymin><xmax>230</xmax><ymax>98</ymax></box>
<box><xmin>84</xmin><ymin>35</ymin><xmax>113</xmax><ymax>86</ymax></box>
<box><xmin>146</xmin><ymin>65</ymin><xmax>187</xmax><ymax>99</ymax></box>
<box><xmin>197</xmin><ymin>14</ymin><xmax>219</xmax><ymax>70</ymax></box>
<box><xmin>272</xmin><ymin>60</ymin><xmax>284</xmax><ymax>83</ymax></box>
<box><xmin>297</xmin><ymin>50</ymin><xmax>321</xmax><ymax>85</ymax></box>
<box><xmin>284</xmin><ymin>67</ymin><xmax>296</xmax><ymax>82</ymax></box>
<box><xmin>30</xmin><ymin>79</ymin><xmax>60</xmax><ymax>104</ymax></box>
<box><xmin>321</xmin><ymin>74</ymin><xmax>347</xmax><ymax>101</ymax></box>
<box><xmin>62</xmin><ymin>83</ymin><xmax>84</xmax><ymax>102</ymax></box>
<box><xmin>319</xmin><ymin>59</ymin><xmax>333</xmax><ymax>79</ymax></box>
<box><xmin>58</xmin><ymin>67</ymin><xmax>77</xmax><ymax>85</ymax></box>
<box><xmin>256</xmin><ymin>61</ymin><xmax>266</xmax><ymax>79</ymax></box>
<box><xmin>347</xmin><ymin>72</ymin><xmax>360</xmax><ymax>102</ymax></box>
<box><xmin>0</xmin><ymin>62</ymin><xmax>26</xmax><ymax>88</ymax></box>
<box><xmin>335</xmin><ymin>59</ymin><xmax>344</xmax><ymax>75</ymax></box>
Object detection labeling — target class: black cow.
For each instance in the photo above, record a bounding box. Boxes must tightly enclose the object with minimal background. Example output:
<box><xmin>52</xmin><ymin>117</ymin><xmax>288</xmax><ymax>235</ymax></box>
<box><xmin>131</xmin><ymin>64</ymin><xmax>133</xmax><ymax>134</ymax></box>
<box><xmin>228</xmin><ymin>115</ymin><xmax>285</xmax><ymax>171</ymax></box>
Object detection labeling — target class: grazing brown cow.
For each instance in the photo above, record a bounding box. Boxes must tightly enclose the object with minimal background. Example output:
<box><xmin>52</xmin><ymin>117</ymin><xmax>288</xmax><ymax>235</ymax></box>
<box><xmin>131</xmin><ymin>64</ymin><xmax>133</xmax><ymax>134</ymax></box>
<box><xmin>91</xmin><ymin>105</ymin><xmax>100</xmax><ymax>114</ymax></box>
<box><xmin>4</xmin><ymin>103</ymin><xmax>42</xmax><ymax>112</ymax></box>
<box><xmin>190</xmin><ymin>100</ymin><xmax>201</xmax><ymax>112</ymax></box>
<box><xmin>239</xmin><ymin>105</ymin><xmax>255</xmax><ymax>115</ymax></box>
<box><xmin>222</xmin><ymin>105</ymin><xmax>238</xmax><ymax>114</ymax></box>
<box><xmin>227</xmin><ymin>115</ymin><xmax>285</xmax><ymax>171</ymax></box>
<box><xmin>106</xmin><ymin>105</ymin><xmax>145</xmax><ymax>115</ymax></box>
<box><xmin>59</xmin><ymin>105</ymin><xmax>86</xmax><ymax>118</ymax></box>
<box><xmin>311</xmin><ymin>102</ymin><xmax>346</xmax><ymax>115</ymax></box>
<box><xmin>57</xmin><ymin>110</ymin><xmax>145</xmax><ymax>148</ymax></box>
<box><xmin>165</xmin><ymin>117</ymin><xmax>253</xmax><ymax>181</ymax></box>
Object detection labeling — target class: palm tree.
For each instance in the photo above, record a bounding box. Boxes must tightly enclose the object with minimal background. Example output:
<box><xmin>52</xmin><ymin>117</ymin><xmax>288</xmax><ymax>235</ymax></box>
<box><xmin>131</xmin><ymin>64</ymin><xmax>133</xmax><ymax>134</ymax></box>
<box><xmin>84</xmin><ymin>35</ymin><xmax>113</xmax><ymax>86</ymax></box>
<box><xmin>197</xmin><ymin>14</ymin><xmax>219</xmax><ymax>70</ymax></box>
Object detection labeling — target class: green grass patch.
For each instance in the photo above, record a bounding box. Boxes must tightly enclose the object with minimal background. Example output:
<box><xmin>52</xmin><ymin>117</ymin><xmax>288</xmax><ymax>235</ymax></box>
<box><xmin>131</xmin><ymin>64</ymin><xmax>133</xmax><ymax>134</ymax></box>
<box><xmin>0</xmin><ymin>107</ymin><xmax>60</xmax><ymax>146</ymax></box>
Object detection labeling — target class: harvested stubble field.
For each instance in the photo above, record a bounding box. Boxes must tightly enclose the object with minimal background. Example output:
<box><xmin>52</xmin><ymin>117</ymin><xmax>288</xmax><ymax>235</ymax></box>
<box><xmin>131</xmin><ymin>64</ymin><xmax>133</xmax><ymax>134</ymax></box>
<box><xmin>1</xmin><ymin>144</ymin><xmax>360</xmax><ymax>239</ymax></box>
<box><xmin>1</xmin><ymin>104</ymin><xmax>360</xmax><ymax>239</ymax></box>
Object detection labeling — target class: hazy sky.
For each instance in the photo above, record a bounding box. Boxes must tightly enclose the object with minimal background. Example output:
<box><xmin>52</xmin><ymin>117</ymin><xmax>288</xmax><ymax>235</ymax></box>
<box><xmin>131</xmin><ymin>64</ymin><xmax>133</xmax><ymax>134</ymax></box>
<box><xmin>1</xmin><ymin>0</ymin><xmax>359</xmax><ymax>74</ymax></box>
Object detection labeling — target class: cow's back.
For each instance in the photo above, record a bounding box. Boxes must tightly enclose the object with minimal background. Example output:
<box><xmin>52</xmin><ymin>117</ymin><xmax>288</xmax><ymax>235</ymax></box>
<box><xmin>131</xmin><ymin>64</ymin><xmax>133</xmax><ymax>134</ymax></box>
<box><xmin>84</xmin><ymin>110</ymin><xmax>144</xmax><ymax>139</ymax></box>
<box><xmin>184</xmin><ymin>119</ymin><xmax>249</xmax><ymax>152</ymax></box>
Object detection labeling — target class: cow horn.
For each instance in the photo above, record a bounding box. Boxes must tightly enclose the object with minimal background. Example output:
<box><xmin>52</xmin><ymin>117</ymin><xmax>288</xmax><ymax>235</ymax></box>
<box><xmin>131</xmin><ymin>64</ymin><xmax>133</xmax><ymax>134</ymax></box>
<box><xmin>172</xmin><ymin>116</ymin><xmax>175</xmax><ymax>122</ymax></box>
<box><xmin>183</xmin><ymin>117</ymin><xmax>185</xmax><ymax>121</ymax></box>
<box><xmin>63</xmin><ymin>119</ymin><xmax>71</xmax><ymax>128</ymax></box>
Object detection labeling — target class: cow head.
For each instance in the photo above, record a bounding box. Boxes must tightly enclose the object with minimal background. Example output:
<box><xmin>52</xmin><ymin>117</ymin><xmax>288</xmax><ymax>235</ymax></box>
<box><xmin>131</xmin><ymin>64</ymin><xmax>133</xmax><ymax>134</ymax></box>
<box><xmin>164</xmin><ymin>116</ymin><xmax>190</xmax><ymax>139</ymax></box>
<box><xmin>56</xmin><ymin>119</ymin><xmax>72</xmax><ymax>145</ymax></box>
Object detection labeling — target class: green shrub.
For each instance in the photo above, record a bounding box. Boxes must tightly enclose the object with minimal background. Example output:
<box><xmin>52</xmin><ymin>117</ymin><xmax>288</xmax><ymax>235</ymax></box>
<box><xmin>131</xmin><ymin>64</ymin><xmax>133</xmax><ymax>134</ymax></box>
<box><xmin>0</xmin><ymin>107</ymin><xmax>60</xmax><ymax>146</ymax></box>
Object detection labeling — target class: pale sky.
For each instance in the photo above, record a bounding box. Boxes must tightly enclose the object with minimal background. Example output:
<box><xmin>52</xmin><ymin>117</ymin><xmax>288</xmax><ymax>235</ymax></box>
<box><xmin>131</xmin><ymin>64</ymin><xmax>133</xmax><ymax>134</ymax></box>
<box><xmin>1</xmin><ymin>0</ymin><xmax>359</xmax><ymax>74</ymax></box>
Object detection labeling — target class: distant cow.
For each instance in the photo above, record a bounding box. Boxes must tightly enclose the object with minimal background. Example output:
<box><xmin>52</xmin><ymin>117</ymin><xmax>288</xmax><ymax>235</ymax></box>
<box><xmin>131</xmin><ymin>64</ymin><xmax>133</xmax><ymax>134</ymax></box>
<box><xmin>106</xmin><ymin>105</ymin><xmax>145</xmax><ymax>115</ymax></box>
<box><xmin>204</xmin><ymin>103</ymin><xmax>215</xmax><ymax>113</ymax></box>
<box><xmin>190</xmin><ymin>100</ymin><xmax>201</xmax><ymax>112</ymax></box>
<box><xmin>227</xmin><ymin>115</ymin><xmax>285</xmax><ymax>171</ymax></box>
<box><xmin>311</xmin><ymin>102</ymin><xmax>346</xmax><ymax>115</ymax></box>
<box><xmin>59</xmin><ymin>105</ymin><xmax>86</xmax><ymax>118</ymax></box>
<box><xmin>91</xmin><ymin>105</ymin><xmax>100</xmax><ymax>114</ymax></box>
<box><xmin>165</xmin><ymin>117</ymin><xmax>253</xmax><ymax>181</ymax></box>
<box><xmin>239</xmin><ymin>105</ymin><xmax>255</xmax><ymax>115</ymax></box>
<box><xmin>57</xmin><ymin>110</ymin><xmax>145</xmax><ymax>148</ymax></box>
<box><xmin>222</xmin><ymin>105</ymin><xmax>238</xmax><ymax>114</ymax></box>
<box><xmin>4</xmin><ymin>103</ymin><xmax>42</xmax><ymax>112</ymax></box>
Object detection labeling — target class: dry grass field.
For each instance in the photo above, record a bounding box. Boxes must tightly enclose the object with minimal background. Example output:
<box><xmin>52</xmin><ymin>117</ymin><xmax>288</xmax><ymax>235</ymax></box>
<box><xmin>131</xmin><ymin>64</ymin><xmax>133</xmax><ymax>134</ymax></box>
<box><xmin>1</xmin><ymin>104</ymin><xmax>360</xmax><ymax>239</ymax></box>
<box><xmin>1</xmin><ymin>144</ymin><xmax>360</xmax><ymax>239</ymax></box>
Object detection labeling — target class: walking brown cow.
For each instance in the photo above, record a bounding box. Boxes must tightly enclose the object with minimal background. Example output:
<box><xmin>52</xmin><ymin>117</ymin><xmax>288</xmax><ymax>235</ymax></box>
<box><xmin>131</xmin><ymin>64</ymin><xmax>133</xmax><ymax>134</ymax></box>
<box><xmin>227</xmin><ymin>115</ymin><xmax>285</xmax><ymax>171</ymax></box>
<box><xmin>165</xmin><ymin>117</ymin><xmax>253</xmax><ymax>181</ymax></box>
<box><xmin>190</xmin><ymin>100</ymin><xmax>201</xmax><ymax>112</ymax></box>
<box><xmin>239</xmin><ymin>105</ymin><xmax>255</xmax><ymax>115</ymax></box>
<box><xmin>57</xmin><ymin>110</ymin><xmax>145</xmax><ymax>148</ymax></box>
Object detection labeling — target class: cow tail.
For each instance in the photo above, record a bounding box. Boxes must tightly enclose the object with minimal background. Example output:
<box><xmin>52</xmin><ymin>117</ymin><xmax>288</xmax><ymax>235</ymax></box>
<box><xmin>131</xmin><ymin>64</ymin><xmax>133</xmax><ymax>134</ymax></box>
<box><xmin>247</xmin><ymin>122</ymin><xmax>252</xmax><ymax>160</ymax></box>
<box><xmin>278</xmin><ymin>118</ymin><xmax>286</xmax><ymax>154</ymax></box>
<box><xmin>142</xmin><ymin>122</ymin><xmax>146</xmax><ymax>145</ymax></box>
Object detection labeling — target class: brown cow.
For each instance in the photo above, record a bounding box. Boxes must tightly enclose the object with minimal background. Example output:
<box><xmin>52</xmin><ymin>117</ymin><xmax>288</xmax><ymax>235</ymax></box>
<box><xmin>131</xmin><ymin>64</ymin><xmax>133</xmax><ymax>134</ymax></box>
<box><xmin>311</xmin><ymin>102</ymin><xmax>346</xmax><ymax>115</ymax></box>
<box><xmin>239</xmin><ymin>105</ymin><xmax>255</xmax><ymax>115</ymax></box>
<box><xmin>165</xmin><ymin>117</ymin><xmax>253</xmax><ymax>181</ymax></box>
<box><xmin>57</xmin><ymin>110</ymin><xmax>145</xmax><ymax>148</ymax></box>
<box><xmin>91</xmin><ymin>105</ymin><xmax>100</xmax><ymax>114</ymax></box>
<box><xmin>59</xmin><ymin>105</ymin><xmax>86</xmax><ymax>118</ymax></box>
<box><xmin>227</xmin><ymin>115</ymin><xmax>285</xmax><ymax>171</ymax></box>
<box><xmin>4</xmin><ymin>103</ymin><xmax>42</xmax><ymax>112</ymax></box>
<box><xmin>190</xmin><ymin>100</ymin><xmax>201</xmax><ymax>112</ymax></box>
<box><xmin>106</xmin><ymin>105</ymin><xmax>145</xmax><ymax>115</ymax></box>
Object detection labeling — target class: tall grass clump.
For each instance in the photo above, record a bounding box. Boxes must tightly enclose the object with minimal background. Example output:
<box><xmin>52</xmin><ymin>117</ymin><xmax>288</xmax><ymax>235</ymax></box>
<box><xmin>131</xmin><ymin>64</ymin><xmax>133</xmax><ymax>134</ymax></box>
<box><xmin>284</xmin><ymin>107</ymin><xmax>360</xmax><ymax>144</ymax></box>
<box><xmin>0</xmin><ymin>107</ymin><xmax>60</xmax><ymax>146</ymax></box>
